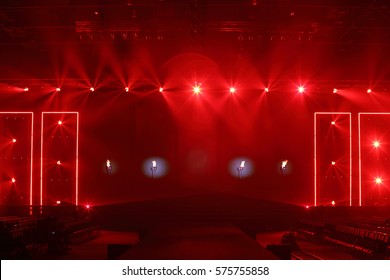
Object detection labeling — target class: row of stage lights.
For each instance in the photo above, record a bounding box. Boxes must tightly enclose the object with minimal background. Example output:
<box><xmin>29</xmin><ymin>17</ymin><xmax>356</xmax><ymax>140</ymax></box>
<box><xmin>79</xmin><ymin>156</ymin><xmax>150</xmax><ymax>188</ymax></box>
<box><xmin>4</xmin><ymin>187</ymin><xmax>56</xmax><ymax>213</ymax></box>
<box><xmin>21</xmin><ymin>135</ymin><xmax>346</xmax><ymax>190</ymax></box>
<box><xmin>6</xmin><ymin>118</ymin><xmax>386</xmax><ymax>186</ymax></box>
<box><xmin>19</xmin><ymin>84</ymin><xmax>376</xmax><ymax>94</ymax></box>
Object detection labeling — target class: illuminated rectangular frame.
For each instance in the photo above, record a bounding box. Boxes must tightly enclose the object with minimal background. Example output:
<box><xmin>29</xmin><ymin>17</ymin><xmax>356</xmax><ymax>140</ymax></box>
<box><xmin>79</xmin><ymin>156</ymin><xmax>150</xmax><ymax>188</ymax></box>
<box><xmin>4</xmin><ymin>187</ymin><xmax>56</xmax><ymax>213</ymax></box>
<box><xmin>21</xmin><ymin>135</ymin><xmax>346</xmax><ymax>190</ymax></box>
<box><xmin>41</xmin><ymin>112</ymin><xmax>79</xmax><ymax>206</ymax></box>
<box><xmin>314</xmin><ymin>112</ymin><xmax>352</xmax><ymax>207</ymax></box>
<box><xmin>0</xmin><ymin>112</ymin><xmax>34</xmax><ymax>206</ymax></box>
<box><xmin>358</xmin><ymin>112</ymin><xmax>390</xmax><ymax>206</ymax></box>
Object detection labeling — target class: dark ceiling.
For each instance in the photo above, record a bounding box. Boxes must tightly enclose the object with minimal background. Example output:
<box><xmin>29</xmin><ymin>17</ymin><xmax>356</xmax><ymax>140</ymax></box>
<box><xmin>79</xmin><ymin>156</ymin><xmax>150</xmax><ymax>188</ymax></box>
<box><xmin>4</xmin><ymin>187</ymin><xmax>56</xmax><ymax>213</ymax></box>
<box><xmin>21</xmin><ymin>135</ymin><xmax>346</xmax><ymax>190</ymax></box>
<box><xmin>0</xmin><ymin>0</ymin><xmax>389</xmax><ymax>82</ymax></box>
<box><xmin>0</xmin><ymin>0</ymin><xmax>389</xmax><ymax>45</ymax></box>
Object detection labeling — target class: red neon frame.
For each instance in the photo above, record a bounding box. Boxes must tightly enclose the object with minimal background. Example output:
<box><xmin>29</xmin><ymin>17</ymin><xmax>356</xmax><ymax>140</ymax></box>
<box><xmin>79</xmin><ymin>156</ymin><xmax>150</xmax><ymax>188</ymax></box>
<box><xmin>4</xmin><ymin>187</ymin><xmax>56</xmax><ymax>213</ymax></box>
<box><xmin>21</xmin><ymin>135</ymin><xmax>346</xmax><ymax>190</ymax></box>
<box><xmin>358</xmin><ymin>112</ymin><xmax>390</xmax><ymax>206</ymax></box>
<box><xmin>41</xmin><ymin>112</ymin><xmax>79</xmax><ymax>206</ymax></box>
<box><xmin>314</xmin><ymin>112</ymin><xmax>352</xmax><ymax>206</ymax></box>
<box><xmin>0</xmin><ymin>112</ymin><xmax>34</xmax><ymax>206</ymax></box>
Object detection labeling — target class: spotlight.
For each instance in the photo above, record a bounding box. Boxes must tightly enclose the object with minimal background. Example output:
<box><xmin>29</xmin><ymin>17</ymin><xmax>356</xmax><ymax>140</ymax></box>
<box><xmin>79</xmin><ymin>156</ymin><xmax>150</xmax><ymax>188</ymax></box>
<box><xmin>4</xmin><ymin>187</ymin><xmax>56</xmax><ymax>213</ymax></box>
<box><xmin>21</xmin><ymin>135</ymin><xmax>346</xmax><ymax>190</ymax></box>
<box><xmin>373</xmin><ymin>140</ymin><xmax>380</xmax><ymax>148</ymax></box>
<box><xmin>85</xmin><ymin>204</ymin><xmax>91</xmax><ymax>209</ymax></box>
<box><xmin>331</xmin><ymin>200</ymin><xmax>335</xmax><ymax>206</ymax></box>
<box><xmin>11</xmin><ymin>178</ymin><xmax>16</xmax><ymax>183</ymax></box>
<box><xmin>305</xmin><ymin>205</ymin><xmax>309</xmax><ymax>209</ymax></box>
<box><xmin>367</xmin><ymin>89</ymin><xmax>372</xmax><ymax>93</ymax></box>
<box><xmin>143</xmin><ymin>157</ymin><xmax>169</xmax><ymax>178</ymax></box>
<box><xmin>298</xmin><ymin>86</ymin><xmax>304</xmax><ymax>93</ymax></box>
<box><xmin>56</xmin><ymin>88</ymin><xmax>61</xmax><ymax>92</ymax></box>
<box><xmin>56</xmin><ymin>200</ymin><xmax>61</xmax><ymax>205</ymax></box>
<box><xmin>58</xmin><ymin>120</ymin><xmax>62</xmax><ymax>125</ymax></box>
<box><xmin>125</xmin><ymin>87</ymin><xmax>129</xmax><ymax>92</ymax></box>
<box><xmin>159</xmin><ymin>87</ymin><xmax>164</xmax><ymax>93</ymax></box>
<box><xmin>331</xmin><ymin>121</ymin><xmax>336</xmax><ymax>125</ymax></box>
<box><xmin>57</xmin><ymin>160</ymin><xmax>61</xmax><ymax>165</ymax></box>
<box><xmin>237</xmin><ymin>160</ymin><xmax>245</xmax><ymax>179</ymax></box>
<box><xmin>193</xmin><ymin>83</ymin><xmax>201</xmax><ymax>94</ymax></box>
<box><xmin>229</xmin><ymin>87</ymin><xmax>236</xmax><ymax>94</ymax></box>
<box><xmin>24</xmin><ymin>87</ymin><xmax>29</xmax><ymax>92</ymax></box>
<box><xmin>12</xmin><ymin>138</ymin><xmax>16</xmax><ymax>143</ymax></box>
<box><xmin>264</xmin><ymin>88</ymin><xmax>269</xmax><ymax>93</ymax></box>
<box><xmin>331</xmin><ymin>161</ymin><xmax>336</xmax><ymax>165</ymax></box>
<box><xmin>333</xmin><ymin>88</ymin><xmax>337</xmax><ymax>93</ymax></box>
<box><xmin>375</xmin><ymin>177</ymin><xmax>382</xmax><ymax>185</ymax></box>
<box><xmin>90</xmin><ymin>87</ymin><xmax>95</xmax><ymax>92</ymax></box>
<box><xmin>106</xmin><ymin>159</ymin><xmax>112</xmax><ymax>174</ymax></box>
<box><xmin>280</xmin><ymin>160</ymin><xmax>288</xmax><ymax>175</ymax></box>
<box><xmin>151</xmin><ymin>160</ymin><xmax>158</xmax><ymax>178</ymax></box>
<box><xmin>229</xmin><ymin>157</ymin><xmax>254</xmax><ymax>179</ymax></box>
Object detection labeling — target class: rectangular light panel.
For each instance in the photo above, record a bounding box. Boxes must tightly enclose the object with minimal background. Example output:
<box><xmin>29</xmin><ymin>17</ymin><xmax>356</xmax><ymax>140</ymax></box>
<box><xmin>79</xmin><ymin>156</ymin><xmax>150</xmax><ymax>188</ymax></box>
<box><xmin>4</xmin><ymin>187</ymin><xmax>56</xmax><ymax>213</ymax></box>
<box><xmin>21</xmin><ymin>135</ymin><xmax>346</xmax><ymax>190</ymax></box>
<box><xmin>0</xmin><ymin>112</ymin><xmax>33</xmax><ymax>206</ymax></box>
<box><xmin>314</xmin><ymin>112</ymin><xmax>352</xmax><ymax>206</ymax></box>
<box><xmin>41</xmin><ymin>112</ymin><xmax>79</xmax><ymax>206</ymax></box>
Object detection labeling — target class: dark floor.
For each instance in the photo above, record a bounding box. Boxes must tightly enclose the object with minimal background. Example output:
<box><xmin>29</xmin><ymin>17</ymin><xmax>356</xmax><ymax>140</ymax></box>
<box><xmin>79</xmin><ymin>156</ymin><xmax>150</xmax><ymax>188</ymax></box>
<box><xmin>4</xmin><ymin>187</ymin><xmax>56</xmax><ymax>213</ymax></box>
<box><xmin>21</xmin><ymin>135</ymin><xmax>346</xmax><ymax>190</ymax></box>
<box><xmin>46</xmin><ymin>227</ymin><xmax>350</xmax><ymax>260</ymax></box>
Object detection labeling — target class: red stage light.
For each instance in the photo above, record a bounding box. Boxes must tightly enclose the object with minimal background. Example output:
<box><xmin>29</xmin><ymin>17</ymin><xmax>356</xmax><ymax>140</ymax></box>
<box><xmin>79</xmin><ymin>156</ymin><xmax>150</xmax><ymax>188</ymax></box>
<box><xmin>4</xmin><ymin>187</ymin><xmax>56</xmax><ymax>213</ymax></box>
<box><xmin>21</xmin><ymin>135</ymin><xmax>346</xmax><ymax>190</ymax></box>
<box><xmin>367</xmin><ymin>89</ymin><xmax>372</xmax><ymax>93</ymax></box>
<box><xmin>57</xmin><ymin>160</ymin><xmax>61</xmax><ymax>165</ymax></box>
<box><xmin>305</xmin><ymin>205</ymin><xmax>309</xmax><ymax>209</ymax></box>
<box><xmin>298</xmin><ymin>86</ymin><xmax>304</xmax><ymax>93</ymax></box>
<box><xmin>86</xmin><ymin>204</ymin><xmax>90</xmax><ymax>209</ymax></box>
<box><xmin>90</xmin><ymin>87</ymin><xmax>94</xmax><ymax>92</ymax></box>
<box><xmin>159</xmin><ymin>87</ymin><xmax>164</xmax><ymax>93</ymax></box>
<box><xmin>58</xmin><ymin>120</ymin><xmax>62</xmax><ymax>125</ymax></box>
<box><xmin>56</xmin><ymin>88</ymin><xmax>61</xmax><ymax>92</ymax></box>
<box><xmin>24</xmin><ymin>87</ymin><xmax>29</xmax><ymax>92</ymax></box>
<box><xmin>11</xmin><ymin>178</ymin><xmax>16</xmax><ymax>183</ymax></box>
<box><xmin>264</xmin><ymin>88</ymin><xmax>269</xmax><ymax>93</ymax></box>
<box><xmin>12</xmin><ymin>138</ymin><xmax>16</xmax><ymax>143</ymax></box>
<box><xmin>333</xmin><ymin>88</ymin><xmax>337</xmax><ymax>93</ymax></box>
<box><xmin>375</xmin><ymin>177</ymin><xmax>382</xmax><ymax>185</ymax></box>
<box><xmin>193</xmin><ymin>84</ymin><xmax>201</xmax><ymax>94</ymax></box>
<box><xmin>331</xmin><ymin>200</ymin><xmax>335</xmax><ymax>206</ymax></box>
<box><xmin>331</xmin><ymin>121</ymin><xmax>336</xmax><ymax>125</ymax></box>
<box><xmin>56</xmin><ymin>200</ymin><xmax>61</xmax><ymax>205</ymax></box>
<box><xmin>331</xmin><ymin>161</ymin><xmax>336</xmax><ymax>165</ymax></box>
<box><xmin>125</xmin><ymin>87</ymin><xmax>129</xmax><ymax>92</ymax></box>
<box><xmin>373</xmin><ymin>140</ymin><xmax>380</xmax><ymax>148</ymax></box>
<box><xmin>229</xmin><ymin>87</ymin><xmax>236</xmax><ymax>94</ymax></box>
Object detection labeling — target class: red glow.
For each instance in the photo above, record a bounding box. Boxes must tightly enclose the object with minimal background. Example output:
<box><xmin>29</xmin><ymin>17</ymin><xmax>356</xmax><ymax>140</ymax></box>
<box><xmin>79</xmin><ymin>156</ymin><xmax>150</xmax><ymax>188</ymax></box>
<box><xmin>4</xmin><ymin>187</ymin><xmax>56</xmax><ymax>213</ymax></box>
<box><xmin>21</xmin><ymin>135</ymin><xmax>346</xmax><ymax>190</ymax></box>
<box><xmin>12</xmin><ymin>138</ymin><xmax>16</xmax><ymax>143</ymax></box>
<box><xmin>331</xmin><ymin>200</ymin><xmax>335</xmax><ymax>206</ymax></box>
<box><xmin>86</xmin><ymin>204</ymin><xmax>90</xmax><ymax>209</ymax></box>
<box><xmin>331</xmin><ymin>121</ymin><xmax>336</xmax><ymax>125</ymax></box>
<box><xmin>24</xmin><ymin>87</ymin><xmax>29</xmax><ymax>92</ymax></box>
<box><xmin>159</xmin><ymin>87</ymin><xmax>164</xmax><ymax>93</ymax></box>
<box><xmin>298</xmin><ymin>86</ymin><xmax>304</xmax><ymax>93</ymax></box>
<box><xmin>58</xmin><ymin>120</ymin><xmax>62</xmax><ymax>125</ymax></box>
<box><xmin>264</xmin><ymin>88</ymin><xmax>269</xmax><ymax>93</ymax></box>
<box><xmin>57</xmin><ymin>160</ymin><xmax>61</xmax><ymax>165</ymax></box>
<box><xmin>56</xmin><ymin>200</ymin><xmax>61</xmax><ymax>205</ymax></box>
<box><xmin>229</xmin><ymin>87</ymin><xmax>236</xmax><ymax>94</ymax></box>
<box><xmin>90</xmin><ymin>87</ymin><xmax>94</xmax><ymax>92</ymax></box>
<box><xmin>331</xmin><ymin>161</ymin><xmax>336</xmax><ymax>165</ymax></box>
<box><xmin>11</xmin><ymin>178</ymin><xmax>16</xmax><ymax>183</ymax></box>
<box><xmin>125</xmin><ymin>87</ymin><xmax>129</xmax><ymax>92</ymax></box>
<box><xmin>56</xmin><ymin>88</ymin><xmax>61</xmax><ymax>92</ymax></box>
<box><xmin>305</xmin><ymin>205</ymin><xmax>309</xmax><ymax>209</ymax></box>
<box><xmin>367</xmin><ymin>89</ymin><xmax>372</xmax><ymax>93</ymax></box>
<box><xmin>373</xmin><ymin>140</ymin><xmax>380</xmax><ymax>148</ymax></box>
<box><xmin>333</xmin><ymin>88</ymin><xmax>337</xmax><ymax>93</ymax></box>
